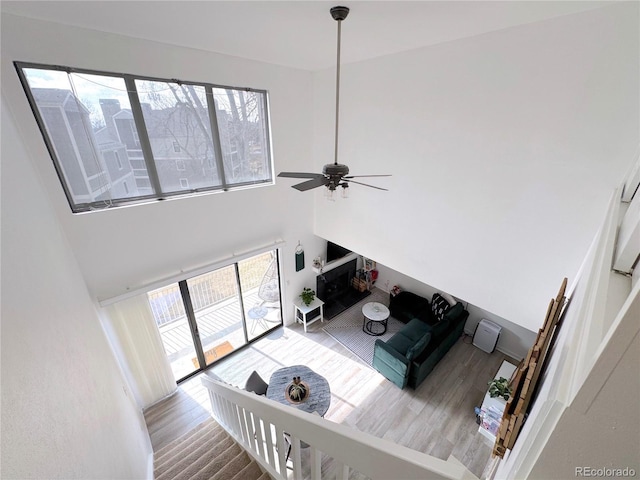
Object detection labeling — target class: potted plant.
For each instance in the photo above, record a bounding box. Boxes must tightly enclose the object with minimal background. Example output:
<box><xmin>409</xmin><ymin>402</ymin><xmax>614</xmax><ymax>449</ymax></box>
<box><xmin>300</xmin><ymin>287</ymin><xmax>315</xmax><ymax>306</ymax></box>
<box><xmin>488</xmin><ymin>377</ymin><xmax>512</xmax><ymax>401</ymax></box>
<box><xmin>287</xmin><ymin>376</ymin><xmax>308</xmax><ymax>402</ymax></box>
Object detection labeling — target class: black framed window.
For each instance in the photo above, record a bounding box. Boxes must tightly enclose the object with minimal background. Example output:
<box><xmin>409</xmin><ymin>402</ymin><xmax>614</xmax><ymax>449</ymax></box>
<box><xmin>15</xmin><ymin>62</ymin><xmax>273</xmax><ymax>213</ymax></box>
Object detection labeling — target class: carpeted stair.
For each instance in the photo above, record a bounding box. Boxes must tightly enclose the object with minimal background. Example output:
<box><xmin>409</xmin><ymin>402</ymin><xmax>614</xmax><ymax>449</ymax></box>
<box><xmin>154</xmin><ymin>417</ymin><xmax>271</xmax><ymax>480</ymax></box>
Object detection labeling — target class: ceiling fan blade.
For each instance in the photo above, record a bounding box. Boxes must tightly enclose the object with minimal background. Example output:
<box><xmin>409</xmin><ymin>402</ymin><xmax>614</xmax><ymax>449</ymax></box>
<box><xmin>344</xmin><ymin>179</ymin><xmax>389</xmax><ymax>191</ymax></box>
<box><xmin>278</xmin><ymin>172</ymin><xmax>324</xmax><ymax>179</ymax></box>
<box><xmin>292</xmin><ymin>177</ymin><xmax>330</xmax><ymax>191</ymax></box>
<box><xmin>344</xmin><ymin>174</ymin><xmax>392</xmax><ymax>178</ymax></box>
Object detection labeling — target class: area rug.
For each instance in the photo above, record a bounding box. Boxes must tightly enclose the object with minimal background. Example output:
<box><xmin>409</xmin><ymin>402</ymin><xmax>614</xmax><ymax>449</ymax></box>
<box><xmin>322</xmin><ymin>294</ymin><xmax>403</xmax><ymax>367</ymax></box>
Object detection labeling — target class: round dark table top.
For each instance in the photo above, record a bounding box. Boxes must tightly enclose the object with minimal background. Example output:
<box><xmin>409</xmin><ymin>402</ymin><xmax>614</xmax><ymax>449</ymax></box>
<box><xmin>266</xmin><ymin>365</ymin><xmax>331</xmax><ymax>416</ymax></box>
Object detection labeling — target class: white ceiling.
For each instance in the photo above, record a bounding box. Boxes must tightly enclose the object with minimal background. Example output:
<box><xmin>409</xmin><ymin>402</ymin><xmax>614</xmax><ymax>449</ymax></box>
<box><xmin>2</xmin><ymin>1</ymin><xmax>610</xmax><ymax>70</ymax></box>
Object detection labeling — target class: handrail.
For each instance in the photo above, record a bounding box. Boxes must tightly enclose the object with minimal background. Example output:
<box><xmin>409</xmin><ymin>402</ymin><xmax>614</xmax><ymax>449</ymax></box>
<box><xmin>201</xmin><ymin>375</ymin><xmax>472</xmax><ymax>480</ymax></box>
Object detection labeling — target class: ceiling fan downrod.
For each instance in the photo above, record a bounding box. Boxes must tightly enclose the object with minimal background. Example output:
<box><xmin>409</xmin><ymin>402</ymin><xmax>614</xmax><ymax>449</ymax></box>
<box><xmin>331</xmin><ymin>6</ymin><xmax>349</xmax><ymax>167</ymax></box>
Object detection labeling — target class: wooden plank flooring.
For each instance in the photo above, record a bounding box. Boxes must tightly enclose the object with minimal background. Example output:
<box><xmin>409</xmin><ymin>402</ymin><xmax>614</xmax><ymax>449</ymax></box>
<box><xmin>144</xmin><ymin>299</ymin><xmax>515</xmax><ymax>479</ymax></box>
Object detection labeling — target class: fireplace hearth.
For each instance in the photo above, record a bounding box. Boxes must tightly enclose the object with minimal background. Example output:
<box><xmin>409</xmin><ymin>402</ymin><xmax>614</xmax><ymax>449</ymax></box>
<box><xmin>316</xmin><ymin>258</ymin><xmax>371</xmax><ymax>319</ymax></box>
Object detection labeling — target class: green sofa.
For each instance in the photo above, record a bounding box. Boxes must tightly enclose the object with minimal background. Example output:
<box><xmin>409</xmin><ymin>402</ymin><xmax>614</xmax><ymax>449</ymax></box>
<box><xmin>372</xmin><ymin>293</ymin><xmax>469</xmax><ymax>389</ymax></box>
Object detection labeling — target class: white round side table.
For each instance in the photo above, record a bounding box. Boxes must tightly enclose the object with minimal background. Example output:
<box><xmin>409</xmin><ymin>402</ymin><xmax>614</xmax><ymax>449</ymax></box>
<box><xmin>362</xmin><ymin>302</ymin><xmax>390</xmax><ymax>336</ymax></box>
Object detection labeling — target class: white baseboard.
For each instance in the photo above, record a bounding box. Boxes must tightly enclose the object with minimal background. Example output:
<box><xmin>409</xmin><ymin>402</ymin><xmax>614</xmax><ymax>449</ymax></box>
<box><xmin>497</xmin><ymin>346</ymin><xmax>524</xmax><ymax>362</ymax></box>
<box><xmin>146</xmin><ymin>452</ymin><xmax>154</xmax><ymax>480</ymax></box>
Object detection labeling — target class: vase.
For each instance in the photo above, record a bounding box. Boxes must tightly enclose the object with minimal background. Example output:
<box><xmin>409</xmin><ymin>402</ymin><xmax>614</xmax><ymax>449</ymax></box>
<box><xmin>285</xmin><ymin>379</ymin><xmax>310</xmax><ymax>404</ymax></box>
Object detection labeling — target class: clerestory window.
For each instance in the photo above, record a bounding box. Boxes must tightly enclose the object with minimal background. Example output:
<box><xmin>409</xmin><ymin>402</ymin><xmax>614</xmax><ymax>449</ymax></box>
<box><xmin>15</xmin><ymin>62</ymin><xmax>273</xmax><ymax>213</ymax></box>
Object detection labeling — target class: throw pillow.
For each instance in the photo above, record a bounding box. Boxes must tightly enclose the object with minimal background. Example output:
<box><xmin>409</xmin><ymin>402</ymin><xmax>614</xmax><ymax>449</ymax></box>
<box><xmin>439</xmin><ymin>291</ymin><xmax>457</xmax><ymax>306</ymax></box>
<box><xmin>406</xmin><ymin>332</ymin><xmax>432</xmax><ymax>361</ymax></box>
<box><xmin>431</xmin><ymin>293</ymin><xmax>451</xmax><ymax>323</ymax></box>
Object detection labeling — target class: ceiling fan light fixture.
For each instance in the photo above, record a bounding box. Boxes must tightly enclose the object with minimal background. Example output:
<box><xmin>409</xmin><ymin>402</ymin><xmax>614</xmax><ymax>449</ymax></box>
<box><xmin>325</xmin><ymin>186</ymin><xmax>336</xmax><ymax>201</ymax></box>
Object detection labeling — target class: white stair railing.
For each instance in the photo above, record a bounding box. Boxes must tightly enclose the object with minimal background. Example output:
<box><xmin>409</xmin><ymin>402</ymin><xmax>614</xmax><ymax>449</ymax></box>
<box><xmin>201</xmin><ymin>375</ymin><xmax>473</xmax><ymax>480</ymax></box>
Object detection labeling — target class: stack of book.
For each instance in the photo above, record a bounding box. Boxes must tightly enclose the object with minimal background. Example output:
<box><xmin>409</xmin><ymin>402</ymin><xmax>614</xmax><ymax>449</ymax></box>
<box><xmin>480</xmin><ymin>405</ymin><xmax>503</xmax><ymax>436</ymax></box>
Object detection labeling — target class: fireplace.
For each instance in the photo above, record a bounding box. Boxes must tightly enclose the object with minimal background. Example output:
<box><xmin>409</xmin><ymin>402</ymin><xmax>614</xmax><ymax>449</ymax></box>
<box><xmin>316</xmin><ymin>258</ymin><xmax>371</xmax><ymax>319</ymax></box>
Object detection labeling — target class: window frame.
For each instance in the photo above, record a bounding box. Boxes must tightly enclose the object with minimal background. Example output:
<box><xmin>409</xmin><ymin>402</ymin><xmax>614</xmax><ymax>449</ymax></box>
<box><xmin>150</xmin><ymin>248</ymin><xmax>284</xmax><ymax>383</ymax></box>
<box><xmin>14</xmin><ymin>61</ymin><xmax>274</xmax><ymax>213</ymax></box>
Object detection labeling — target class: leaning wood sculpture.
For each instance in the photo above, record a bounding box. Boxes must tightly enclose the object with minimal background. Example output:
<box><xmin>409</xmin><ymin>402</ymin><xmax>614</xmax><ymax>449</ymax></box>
<box><xmin>493</xmin><ymin>278</ymin><xmax>567</xmax><ymax>457</ymax></box>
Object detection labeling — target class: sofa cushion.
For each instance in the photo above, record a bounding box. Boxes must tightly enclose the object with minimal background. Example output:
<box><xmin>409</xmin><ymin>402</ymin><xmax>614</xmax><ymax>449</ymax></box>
<box><xmin>389</xmin><ymin>292</ymin><xmax>429</xmax><ymax>323</ymax></box>
<box><xmin>412</xmin><ymin>332</ymin><xmax>440</xmax><ymax>364</ymax></box>
<box><xmin>444</xmin><ymin>302</ymin><xmax>465</xmax><ymax>323</ymax></box>
<box><xmin>389</xmin><ymin>291</ymin><xmax>431</xmax><ymax>324</ymax></box>
<box><xmin>385</xmin><ymin>318</ymin><xmax>430</xmax><ymax>355</ymax></box>
<box><xmin>430</xmin><ymin>318</ymin><xmax>451</xmax><ymax>340</ymax></box>
<box><xmin>403</xmin><ymin>318</ymin><xmax>431</xmax><ymax>341</ymax></box>
<box><xmin>406</xmin><ymin>332</ymin><xmax>431</xmax><ymax>361</ymax></box>
<box><xmin>386</xmin><ymin>333</ymin><xmax>415</xmax><ymax>356</ymax></box>
<box><xmin>431</xmin><ymin>293</ymin><xmax>451</xmax><ymax>322</ymax></box>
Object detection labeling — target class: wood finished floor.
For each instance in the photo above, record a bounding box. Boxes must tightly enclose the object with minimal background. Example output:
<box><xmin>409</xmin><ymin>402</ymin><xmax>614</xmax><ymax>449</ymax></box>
<box><xmin>144</xmin><ymin>308</ymin><xmax>514</xmax><ymax>479</ymax></box>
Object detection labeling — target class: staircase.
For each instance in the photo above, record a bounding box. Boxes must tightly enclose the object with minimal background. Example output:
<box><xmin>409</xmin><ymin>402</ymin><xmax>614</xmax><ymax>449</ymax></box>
<box><xmin>153</xmin><ymin>417</ymin><xmax>270</xmax><ymax>480</ymax></box>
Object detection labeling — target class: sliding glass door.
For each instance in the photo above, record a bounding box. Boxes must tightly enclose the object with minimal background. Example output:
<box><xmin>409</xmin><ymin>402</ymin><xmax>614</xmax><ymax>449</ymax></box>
<box><xmin>147</xmin><ymin>249</ymin><xmax>282</xmax><ymax>382</ymax></box>
<box><xmin>187</xmin><ymin>266</ymin><xmax>246</xmax><ymax>370</ymax></box>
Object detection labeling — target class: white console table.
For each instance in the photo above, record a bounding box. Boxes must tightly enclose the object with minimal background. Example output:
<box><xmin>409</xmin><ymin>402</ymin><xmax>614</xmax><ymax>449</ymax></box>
<box><xmin>293</xmin><ymin>297</ymin><xmax>324</xmax><ymax>333</ymax></box>
<box><xmin>478</xmin><ymin>359</ymin><xmax>517</xmax><ymax>444</ymax></box>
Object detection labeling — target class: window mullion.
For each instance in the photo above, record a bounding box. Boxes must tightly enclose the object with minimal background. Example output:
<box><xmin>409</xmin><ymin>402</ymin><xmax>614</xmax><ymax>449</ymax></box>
<box><xmin>124</xmin><ymin>75</ymin><xmax>164</xmax><ymax>198</ymax></box>
<box><xmin>234</xmin><ymin>263</ymin><xmax>250</xmax><ymax>344</ymax></box>
<box><xmin>179</xmin><ymin>280</ymin><xmax>207</xmax><ymax>371</ymax></box>
<box><xmin>205</xmin><ymin>86</ymin><xmax>228</xmax><ymax>191</ymax></box>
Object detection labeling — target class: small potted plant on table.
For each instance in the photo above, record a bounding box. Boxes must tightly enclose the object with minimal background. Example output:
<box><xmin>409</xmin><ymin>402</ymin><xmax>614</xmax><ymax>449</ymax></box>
<box><xmin>488</xmin><ymin>377</ymin><xmax>512</xmax><ymax>401</ymax></box>
<box><xmin>286</xmin><ymin>376</ymin><xmax>309</xmax><ymax>403</ymax></box>
<box><xmin>300</xmin><ymin>287</ymin><xmax>315</xmax><ymax>306</ymax></box>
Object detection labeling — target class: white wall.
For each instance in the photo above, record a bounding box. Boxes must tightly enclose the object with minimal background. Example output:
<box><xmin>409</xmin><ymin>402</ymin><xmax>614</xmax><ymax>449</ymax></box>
<box><xmin>1</xmin><ymin>96</ymin><xmax>151</xmax><ymax>478</ymax></box>
<box><xmin>0</xmin><ymin>13</ymin><xmax>322</xmax><ymax>319</ymax></box>
<box><xmin>313</xmin><ymin>3</ymin><xmax>639</xmax><ymax>333</ymax></box>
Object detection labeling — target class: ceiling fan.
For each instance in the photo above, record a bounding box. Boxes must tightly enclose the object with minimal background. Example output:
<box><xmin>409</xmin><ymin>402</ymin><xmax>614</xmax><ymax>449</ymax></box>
<box><xmin>278</xmin><ymin>6</ymin><xmax>391</xmax><ymax>197</ymax></box>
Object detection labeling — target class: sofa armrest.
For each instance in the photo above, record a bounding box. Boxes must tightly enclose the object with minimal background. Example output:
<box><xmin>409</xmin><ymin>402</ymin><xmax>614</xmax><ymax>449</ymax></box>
<box><xmin>372</xmin><ymin>340</ymin><xmax>410</xmax><ymax>389</ymax></box>
<box><xmin>374</xmin><ymin>340</ymin><xmax>410</xmax><ymax>366</ymax></box>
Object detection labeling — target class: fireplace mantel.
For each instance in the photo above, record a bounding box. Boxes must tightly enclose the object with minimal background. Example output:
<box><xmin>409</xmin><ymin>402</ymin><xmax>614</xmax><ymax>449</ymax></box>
<box><xmin>312</xmin><ymin>252</ymin><xmax>359</xmax><ymax>275</ymax></box>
